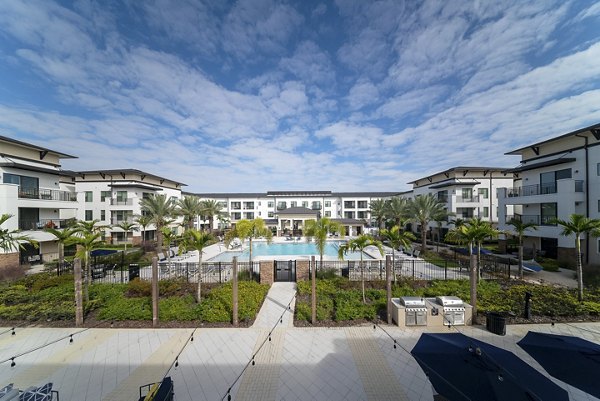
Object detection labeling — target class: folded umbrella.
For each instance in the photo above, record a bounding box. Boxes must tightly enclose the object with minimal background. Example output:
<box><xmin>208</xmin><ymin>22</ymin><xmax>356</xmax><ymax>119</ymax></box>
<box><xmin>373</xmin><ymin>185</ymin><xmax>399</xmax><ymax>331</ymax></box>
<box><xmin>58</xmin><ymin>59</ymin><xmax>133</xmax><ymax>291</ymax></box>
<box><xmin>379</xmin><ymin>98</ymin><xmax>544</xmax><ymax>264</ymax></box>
<box><xmin>518</xmin><ymin>331</ymin><xmax>600</xmax><ymax>398</ymax></box>
<box><xmin>411</xmin><ymin>332</ymin><xmax>568</xmax><ymax>401</ymax></box>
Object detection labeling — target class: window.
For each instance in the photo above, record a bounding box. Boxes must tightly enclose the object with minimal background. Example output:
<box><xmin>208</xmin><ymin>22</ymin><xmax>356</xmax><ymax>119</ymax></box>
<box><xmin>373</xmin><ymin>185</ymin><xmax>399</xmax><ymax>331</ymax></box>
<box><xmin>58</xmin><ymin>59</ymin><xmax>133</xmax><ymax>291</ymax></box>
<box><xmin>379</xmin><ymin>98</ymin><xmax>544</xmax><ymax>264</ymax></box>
<box><xmin>85</xmin><ymin>210</ymin><xmax>93</xmax><ymax>221</ymax></box>
<box><xmin>482</xmin><ymin>207</ymin><xmax>489</xmax><ymax>218</ymax></box>
<box><xmin>100</xmin><ymin>191</ymin><xmax>112</xmax><ymax>201</ymax></box>
<box><xmin>268</xmin><ymin>201</ymin><xmax>274</xmax><ymax>208</ymax></box>
<box><xmin>344</xmin><ymin>211</ymin><xmax>355</xmax><ymax>219</ymax></box>
<box><xmin>244</xmin><ymin>212</ymin><xmax>254</xmax><ymax>219</ymax></box>
<box><xmin>243</xmin><ymin>202</ymin><xmax>254</xmax><ymax>209</ymax></box>
<box><xmin>302</xmin><ymin>201</ymin><xmax>308</xmax><ymax>208</ymax></box>
<box><xmin>437</xmin><ymin>190</ymin><xmax>448</xmax><ymax>202</ymax></box>
<box><xmin>85</xmin><ymin>191</ymin><xmax>93</xmax><ymax>202</ymax></box>
<box><xmin>325</xmin><ymin>201</ymin><xmax>331</xmax><ymax>207</ymax></box>
<box><xmin>231</xmin><ymin>202</ymin><xmax>241</xmax><ymax>210</ymax></box>
<box><xmin>143</xmin><ymin>192</ymin><xmax>152</xmax><ymax>200</ymax></box>
<box><xmin>357</xmin><ymin>211</ymin><xmax>367</xmax><ymax>218</ymax></box>
<box><xmin>541</xmin><ymin>203</ymin><xmax>557</xmax><ymax>225</ymax></box>
<box><xmin>325</xmin><ymin>211</ymin><xmax>331</xmax><ymax>217</ymax></box>
<box><xmin>291</xmin><ymin>201</ymin><xmax>297</xmax><ymax>207</ymax></box>
<box><xmin>461</xmin><ymin>188</ymin><xmax>472</xmax><ymax>200</ymax></box>
<box><xmin>268</xmin><ymin>212</ymin><xmax>274</xmax><ymax>218</ymax></box>
<box><xmin>113</xmin><ymin>210</ymin><xmax>132</xmax><ymax>223</ymax></box>
<box><xmin>116</xmin><ymin>191</ymin><xmax>127</xmax><ymax>201</ymax></box>
<box><xmin>478</xmin><ymin>188</ymin><xmax>489</xmax><ymax>199</ymax></box>
<box><xmin>232</xmin><ymin>212</ymin><xmax>241</xmax><ymax>220</ymax></box>
<box><xmin>100</xmin><ymin>210</ymin><xmax>106</xmax><ymax>221</ymax></box>
<box><xmin>357</xmin><ymin>201</ymin><xmax>368</xmax><ymax>208</ymax></box>
<box><xmin>311</xmin><ymin>201</ymin><xmax>321</xmax><ymax>210</ymax></box>
<box><xmin>597</xmin><ymin>163</ymin><xmax>600</xmax><ymax>176</ymax></box>
<box><xmin>277</xmin><ymin>201</ymin><xmax>287</xmax><ymax>210</ymax></box>
<box><xmin>217</xmin><ymin>201</ymin><xmax>227</xmax><ymax>209</ymax></box>
<box><xmin>344</xmin><ymin>201</ymin><xmax>355</xmax><ymax>208</ymax></box>
<box><xmin>3</xmin><ymin>173</ymin><xmax>39</xmax><ymax>191</ymax></box>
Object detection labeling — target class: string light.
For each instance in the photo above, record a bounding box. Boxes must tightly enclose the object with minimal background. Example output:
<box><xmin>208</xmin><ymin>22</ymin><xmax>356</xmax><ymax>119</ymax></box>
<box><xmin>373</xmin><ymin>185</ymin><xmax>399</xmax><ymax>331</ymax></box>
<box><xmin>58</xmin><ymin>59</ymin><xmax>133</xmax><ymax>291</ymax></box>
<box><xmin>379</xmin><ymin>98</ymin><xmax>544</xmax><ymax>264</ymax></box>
<box><xmin>69</xmin><ymin>335</ymin><xmax>73</xmax><ymax>343</ymax></box>
<box><xmin>10</xmin><ymin>358</ymin><xmax>15</xmax><ymax>367</ymax></box>
<box><xmin>11</xmin><ymin>327</ymin><xmax>15</xmax><ymax>336</ymax></box>
<box><xmin>175</xmin><ymin>357</ymin><xmax>179</xmax><ymax>368</ymax></box>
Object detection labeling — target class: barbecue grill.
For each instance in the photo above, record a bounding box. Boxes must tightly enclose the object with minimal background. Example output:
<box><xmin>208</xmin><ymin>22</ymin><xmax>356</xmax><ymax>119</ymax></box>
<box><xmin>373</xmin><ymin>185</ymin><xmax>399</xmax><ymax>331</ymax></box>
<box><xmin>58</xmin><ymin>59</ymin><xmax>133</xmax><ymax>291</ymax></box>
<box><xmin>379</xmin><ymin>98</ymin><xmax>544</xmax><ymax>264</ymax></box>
<box><xmin>399</xmin><ymin>296</ymin><xmax>427</xmax><ymax>326</ymax></box>
<box><xmin>434</xmin><ymin>296</ymin><xmax>466</xmax><ymax>326</ymax></box>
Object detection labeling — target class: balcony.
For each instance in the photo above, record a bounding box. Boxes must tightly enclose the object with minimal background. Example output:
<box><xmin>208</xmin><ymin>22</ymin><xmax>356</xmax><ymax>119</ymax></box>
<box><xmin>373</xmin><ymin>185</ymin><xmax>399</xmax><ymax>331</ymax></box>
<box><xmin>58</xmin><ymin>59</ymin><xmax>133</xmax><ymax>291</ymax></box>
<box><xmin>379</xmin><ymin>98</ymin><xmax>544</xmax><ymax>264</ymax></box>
<box><xmin>18</xmin><ymin>188</ymin><xmax>77</xmax><ymax>202</ymax></box>
<box><xmin>19</xmin><ymin>219</ymin><xmax>71</xmax><ymax>231</ymax></box>
<box><xmin>505</xmin><ymin>214</ymin><xmax>556</xmax><ymax>226</ymax></box>
<box><xmin>455</xmin><ymin>195</ymin><xmax>480</xmax><ymax>204</ymax></box>
<box><xmin>110</xmin><ymin>198</ymin><xmax>133</xmax><ymax>206</ymax></box>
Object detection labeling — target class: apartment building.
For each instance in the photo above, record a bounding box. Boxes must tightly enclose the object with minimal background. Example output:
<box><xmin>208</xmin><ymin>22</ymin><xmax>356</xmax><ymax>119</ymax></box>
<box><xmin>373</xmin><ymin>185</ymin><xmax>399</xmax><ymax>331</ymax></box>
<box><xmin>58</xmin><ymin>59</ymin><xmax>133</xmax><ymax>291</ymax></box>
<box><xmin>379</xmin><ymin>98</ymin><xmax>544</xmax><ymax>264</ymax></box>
<box><xmin>497</xmin><ymin>123</ymin><xmax>600</xmax><ymax>265</ymax></box>
<box><xmin>74</xmin><ymin>170</ymin><xmax>185</xmax><ymax>245</ymax></box>
<box><xmin>192</xmin><ymin>190</ymin><xmax>402</xmax><ymax>236</ymax></box>
<box><xmin>408</xmin><ymin>167</ymin><xmax>514</xmax><ymax>237</ymax></box>
<box><xmin>0</xmin><ymin>136</ymin><xmax>78</xmax><ymax>267</ymax></box>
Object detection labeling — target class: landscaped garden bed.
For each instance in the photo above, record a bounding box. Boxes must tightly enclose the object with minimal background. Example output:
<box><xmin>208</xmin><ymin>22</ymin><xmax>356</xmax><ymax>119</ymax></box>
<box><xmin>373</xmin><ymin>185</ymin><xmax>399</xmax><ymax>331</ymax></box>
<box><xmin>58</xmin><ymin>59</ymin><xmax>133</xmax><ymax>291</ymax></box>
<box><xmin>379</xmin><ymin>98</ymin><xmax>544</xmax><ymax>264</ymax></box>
<box><xmin>0</xmin><ymin>272</ymin><xmax>269</xmax><ymax>327</ymax></box>
<box><xmin>294</xmin><ymin>277</ymin><xmax>600</xmax><ymax>325</ymax></box>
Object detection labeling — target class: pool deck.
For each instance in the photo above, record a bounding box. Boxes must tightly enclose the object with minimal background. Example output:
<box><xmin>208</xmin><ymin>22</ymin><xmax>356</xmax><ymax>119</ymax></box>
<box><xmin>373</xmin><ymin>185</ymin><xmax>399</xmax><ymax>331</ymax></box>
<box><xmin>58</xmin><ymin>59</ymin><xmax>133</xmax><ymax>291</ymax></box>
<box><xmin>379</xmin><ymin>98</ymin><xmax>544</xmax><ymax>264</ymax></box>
<box><xmin>1</xmin><ymin>281</ymin><xmax>599</xmax><ymax>400</ymax></box>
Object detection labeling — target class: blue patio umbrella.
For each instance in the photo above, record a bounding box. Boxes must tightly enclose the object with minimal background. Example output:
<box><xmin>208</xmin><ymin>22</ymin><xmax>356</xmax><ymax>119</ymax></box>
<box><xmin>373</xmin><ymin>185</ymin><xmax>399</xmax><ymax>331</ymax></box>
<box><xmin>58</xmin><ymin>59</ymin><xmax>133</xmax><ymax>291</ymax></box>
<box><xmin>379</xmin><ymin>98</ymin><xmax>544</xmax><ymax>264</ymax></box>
<box><xmin>411</xmin><ymin>332</ymin><xmax>568</xmax><ymax>401</ymax></box>
<box><xmin>518</xmin><ymin>331</ymin><xmax>600</xmax><ymax>398</ymax></box>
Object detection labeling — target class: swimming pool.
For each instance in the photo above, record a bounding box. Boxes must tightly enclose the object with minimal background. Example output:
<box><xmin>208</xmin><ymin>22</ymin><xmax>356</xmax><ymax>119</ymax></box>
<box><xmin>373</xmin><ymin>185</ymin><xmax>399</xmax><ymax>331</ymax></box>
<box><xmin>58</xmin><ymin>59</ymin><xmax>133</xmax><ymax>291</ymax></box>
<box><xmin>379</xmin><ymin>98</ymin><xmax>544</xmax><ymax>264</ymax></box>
<box><xmin>207</xmin><ymin>240</ymin><xmax>373</xmax><ymax>262</ymax></box>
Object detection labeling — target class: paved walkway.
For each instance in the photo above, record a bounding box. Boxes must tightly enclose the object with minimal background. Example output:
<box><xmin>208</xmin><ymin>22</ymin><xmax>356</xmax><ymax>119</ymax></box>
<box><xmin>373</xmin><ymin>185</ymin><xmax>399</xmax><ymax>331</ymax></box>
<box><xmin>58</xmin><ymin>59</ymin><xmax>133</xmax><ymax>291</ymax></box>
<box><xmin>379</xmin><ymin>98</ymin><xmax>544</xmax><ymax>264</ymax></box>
<box><xmin>252</xmin><ymin>282</ymin><xmax>296</xmax><ymax>329</ymax></box>
<box><xmin>1</xmin><ymin>321</ymin><xmax>599</xmax><ymax>400</ymax></box>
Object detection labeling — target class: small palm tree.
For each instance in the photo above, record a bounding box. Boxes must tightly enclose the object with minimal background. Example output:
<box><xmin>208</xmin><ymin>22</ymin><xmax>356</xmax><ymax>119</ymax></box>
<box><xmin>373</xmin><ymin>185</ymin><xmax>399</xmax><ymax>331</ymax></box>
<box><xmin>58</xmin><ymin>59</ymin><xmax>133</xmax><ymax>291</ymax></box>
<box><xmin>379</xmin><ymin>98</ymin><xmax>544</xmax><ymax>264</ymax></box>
<box><xmin>200</xmin><ymin>199</ymin><xmax>224</xmax><ymax>233</ymax></box>
<box><xmin>553</xmin><ymin>214</ymin><xmax>600</xmax><ymax>301</ymax></box>
<box><xmin>380</xmin><ymin>226</ymin><xmax>416</xmax><ymax>279</ymax></box>
<box><xmin>432</xmin><ymin>208</ymin><xmax>454</xmax><ymax>252</ymax></box>
<box><xmin>134</xmin><ymin>214</ymin><xmax>152</xmax><ymax>250</ymax></box>
<box><xmin>180</xmin><ymin>229</ymin><xmax>215</xmax><ymax>302</ymax></box>
<box><xmin>406</xmin><ymin>194</ymin><xmax>446</xmax><ymax>252</ymax></box>
<box><xmin>139</xmin><ymin>194</ymin><xmax>177</xmax><ymax>254</ymax></box>
<box><xmin>0</xmin><ymin>214</ymin><xmax>37</xmax><ymax>253</ymax></box>
<box><xmin>177</xmin><ymin>195</ymin><xmax>203</xmax><ymax>231</ymax></box>
<box><xmin>66</xmin><ymin>231</ymin><xmax>102</xmax><ymax>302</ymax></box>
<box><xmin>115</xmin><ymin>221</ymin><xmax>138</xmax><ymax>252</ymax></box>
<box><xmin>160</xmin><ymin>226</ymin><xmax>180</xmax><ymax>268</ymax></box>
<box><xmin>369</xmin><ymin>199</ymin><xmax>388</xmax><ymax>231</ymax></box>
<box><xmin>75</xmin><ymin>219</ymin><xmax>108</xmax><ymax>235</ymax></box>
<box><xmin>45</xmin><ymin>226</ymin><xmax>78</xmax><ymax>271</ymax></box>
<box><xmin>225</xmin><ymin>219</ymin><xmax>272</xmax><ymax>265</ymax></box>
<box><xmin>304</xmin><ymin>217</ymin><xmax>344</xmax><ymax>270</ymax></box>
<box><xmin>338</xmin><ymin>234</ymin><xmax>384</xmax><ymax>303</ymax></box>
<box><xmin>507</xmin><ymin>218</ymin><xmax>537</xmax><ymax>279</ymax></box>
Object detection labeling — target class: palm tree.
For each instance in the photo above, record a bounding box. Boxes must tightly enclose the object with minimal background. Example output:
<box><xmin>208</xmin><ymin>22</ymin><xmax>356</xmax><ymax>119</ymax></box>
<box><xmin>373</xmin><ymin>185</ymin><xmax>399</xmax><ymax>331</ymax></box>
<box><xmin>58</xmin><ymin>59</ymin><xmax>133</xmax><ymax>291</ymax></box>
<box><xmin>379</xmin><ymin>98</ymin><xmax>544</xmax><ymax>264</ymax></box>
<box><xmin>160</xmin><ymin>226</ymin><xmax>180</xmax><ymax>268</ymax></box>
<box><xmin>304</xmin><ymin>217</ymin><xmax>344</xmax><ymax>270</ymax></box>
<box><xmin>75</xmin><ymin>219</ymin><xmax>108</xmax><ymax>234</ymax></box>
<box><xmin>177</xmin><ymin>195</ymin><xmax>203</xmax><ymax>231</ymax></box>
<box><xmin>446</xmin><ymin>218</ymin><xmax>499</xmax><ymax>323</ymax></box>
<box><xmin>66</xmin><ymin>231</ymin><xmax>102</xmax><ymax>302</ymax></box>
<box><xmin>380</xmin><ymin>226</ymin><xmax>416</xmax><ymax>279</ymax></box>
<box><xmin>369</xmin><ymin>199</ymin><xmax>388</xmax><ymax>231</ymax></box>
<box><xmin>338</xmin><ymin>234</ymin><xmax>384</xmax><ymax>303</ymax></box>
<box><xmin>200</xmin><ymin>199</ymin><xmax>224</xmax><ymax>233</ymax></box>
<box><xmin>134</xmin><ymin>214</ymin><xmax>152</xmax><ymax>250</ymax></box>
<box><xmin>115</xmin><ymin>221</ymin><xmax>138</xmax><ymax>252</ymax></box>
<box><xmin>180</xmin><ymin>229</ymin><xmax>215</xmax><ymax>302</ymax></box>
<box><xmin>224</xmin><ymin>218</ymin><xmax>272</xmax><ymax>266</ymax></box>
<box><xmin>139</xmin><ymin>194</ymin><xmax>177</xmax><ymax>254</ymax></box>
<box><xmin>553</xmin><ymin>214</ymin><xmax>600</xmax><ymax>301</ymax></box>
<box><xmin>507</xmin><ymin>218</ymin><xmax>537</xmax><ymax>279</ymax></box>
<box><xmin>405</xmin><ymin>194</ymin><xmax>446</xmax><ymax>252</ymax></box>
<box><xmin>385</xmin><ymin>197</ymin><xmax>408</xmax><ymax>228</ymax></box>
<box><xmin>432</xmin><ymin>208</ymin><xmax>454</xmax><ymax>252</ymax></box>
<box><xmin>0</xmin><ymin>214</ymin><xmax>38</xmax><ymax>253</ymax></box>
<box><xmin>45</xmin><ymin>226</ymin><xmax>77</xmax><ymax>271</ymax></box>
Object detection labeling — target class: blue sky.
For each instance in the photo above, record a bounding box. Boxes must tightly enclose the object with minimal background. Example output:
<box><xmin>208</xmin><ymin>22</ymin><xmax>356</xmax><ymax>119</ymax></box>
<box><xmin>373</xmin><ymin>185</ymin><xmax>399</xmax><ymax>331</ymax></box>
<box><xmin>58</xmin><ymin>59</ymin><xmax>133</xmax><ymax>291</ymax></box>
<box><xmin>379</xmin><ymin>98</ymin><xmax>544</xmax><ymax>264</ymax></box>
<box><xmin>1</xmin><ymin>1</ymin><xmax>600</xmax><ymax>193</ymax></box>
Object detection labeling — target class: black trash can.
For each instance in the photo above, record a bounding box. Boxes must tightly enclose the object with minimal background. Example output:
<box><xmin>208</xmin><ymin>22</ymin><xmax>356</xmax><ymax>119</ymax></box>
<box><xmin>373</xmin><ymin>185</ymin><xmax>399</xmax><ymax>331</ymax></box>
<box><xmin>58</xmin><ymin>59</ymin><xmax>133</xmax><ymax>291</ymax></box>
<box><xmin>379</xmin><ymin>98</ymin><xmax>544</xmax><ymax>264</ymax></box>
<box><xmin>128</xmin><ymin>263</ymin><xmax>140</xmax><ymax>282</ymax></box>
<box><xmin>486</xmin><ymin>312</ymin><xmax>506</xmax><ymax>336</ymax></box>
<box><xmin>341</xmin><ymin>267</ymin><xmax>349</xmax><ymax>278</ymax></box>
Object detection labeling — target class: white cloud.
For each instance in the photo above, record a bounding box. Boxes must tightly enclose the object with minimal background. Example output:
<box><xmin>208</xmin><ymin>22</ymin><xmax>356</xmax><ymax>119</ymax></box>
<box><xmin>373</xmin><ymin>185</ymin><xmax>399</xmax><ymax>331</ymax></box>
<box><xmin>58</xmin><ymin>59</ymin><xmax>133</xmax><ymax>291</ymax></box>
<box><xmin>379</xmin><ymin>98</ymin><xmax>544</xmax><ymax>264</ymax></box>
<box><xmin>347</xmin><ymin>80</ymin><xmax>379</xmax><ymax>111</ymax></box>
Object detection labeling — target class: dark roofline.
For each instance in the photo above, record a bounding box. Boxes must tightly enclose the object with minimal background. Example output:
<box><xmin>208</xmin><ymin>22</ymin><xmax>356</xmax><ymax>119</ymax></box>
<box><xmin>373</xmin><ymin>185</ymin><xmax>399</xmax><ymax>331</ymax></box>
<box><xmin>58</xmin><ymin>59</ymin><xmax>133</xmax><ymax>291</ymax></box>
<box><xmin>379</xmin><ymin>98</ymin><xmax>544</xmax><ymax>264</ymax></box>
<box><xmin>407</xmin><ymin>166</ymin><xmax>511</xmax><ymax>184</ymax></box>
<box><xmin>503</xmin><ymin>157</ymin><xmax>577</xmax><ymax>173</ymax></box>
<box><xmin>0</xmin><ymin>135</ymin><xmax>77</xmax><ymax>159</ymax></box>
<box><xmin>75</xmin><ymin>169</ymin><xmax>186</xmax><ymax>186</ymax></box>
<box><xmin>267</xmin><ymin>190</ymin><xmax>332</xmax><ymax>196</ymax></box>
<box><xmin>505</xmin><ymin>122</ymin><xmax>600</xmax><ymax>155</ymax></box>
<box><xmin>191</xmin><ymin>192</ymin><xmax>267</xmax><ymax>198</ymax></box>
<box><xmin>330</xmin><ymin>191</ymin><xmax>404</xmax><ymax>197</ymax></box>
<box><xmin>429</xmin><ymin>179</ymin><xmax>481</xmax><ymax>189</ymax></box>
<box><xmin>0</xmin><ymin>161</ymin><xmax>63</xmax><ymax>175</ymax></box>
<box><xmin>190</xmin><ymin>191</ymin><xmax>406</xmax><ymax>198</ymax></box>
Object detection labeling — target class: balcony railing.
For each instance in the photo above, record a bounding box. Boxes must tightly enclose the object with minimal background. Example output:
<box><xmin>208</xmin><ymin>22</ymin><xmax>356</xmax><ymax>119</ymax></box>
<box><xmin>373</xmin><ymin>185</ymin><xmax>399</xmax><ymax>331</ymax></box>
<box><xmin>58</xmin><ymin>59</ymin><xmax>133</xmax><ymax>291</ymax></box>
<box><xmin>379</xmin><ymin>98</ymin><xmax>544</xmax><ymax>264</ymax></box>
<box><xmin>505</xmin><ymin>214</ymin><xmax>556</xmax><ymax>226</ymax></box>
<box><xmin>19</xmin><ymin>219</ymin><xmax>71</xmax><ymax>231</ymax></box>
<box><xmin>111</xmin><ymin>217</ymin><xmax>134</xmax><ymax>225</ymax></box>
<box><xmin>507</xmin><ymin>183</ymin><xmax>557</xmax><ymax>197</ymax></box>
<box><xmin>110</xmin><ymin>198</ymin><xmax>133</xmax><ymax>205</ymax></box>
<box><xmin>18</xmin><ymin>188</ymin><xmax>77</xmax><ymax>202</ymax></box>
<box><xmin>455</xmin><ymin>195</ymin><xmax>480</xmax><ymax>203</ymax></box>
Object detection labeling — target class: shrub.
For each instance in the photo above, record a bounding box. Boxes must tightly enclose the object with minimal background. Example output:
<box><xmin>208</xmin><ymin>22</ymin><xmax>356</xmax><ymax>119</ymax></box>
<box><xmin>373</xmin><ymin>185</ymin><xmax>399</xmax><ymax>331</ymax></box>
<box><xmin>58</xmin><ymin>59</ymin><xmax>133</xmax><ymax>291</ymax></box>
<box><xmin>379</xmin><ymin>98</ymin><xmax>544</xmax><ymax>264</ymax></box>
<box><xmin>316</xmin><ymin>269</ymin><xmax>338</xmax><ymax>280</ymax></box>
<box><xmin>127</xmin><ymin>278</ymin><xmax>152</xmax><ymax>297</ymax></box>
<box><xmin>159</xmin><ymin>295</ymin><xmax>199</xmax><ymax>321</ymax></box>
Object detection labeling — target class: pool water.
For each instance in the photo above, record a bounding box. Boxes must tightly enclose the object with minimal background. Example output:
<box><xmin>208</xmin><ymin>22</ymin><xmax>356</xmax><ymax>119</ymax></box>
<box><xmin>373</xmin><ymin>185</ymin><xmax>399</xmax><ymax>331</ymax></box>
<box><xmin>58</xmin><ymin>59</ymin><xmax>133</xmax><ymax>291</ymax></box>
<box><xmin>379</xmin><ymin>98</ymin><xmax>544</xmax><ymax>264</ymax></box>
<box><xmin>208</xmin><ymin>240</ymin><xmax>372</xmax><ymax>262</ymax></box>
